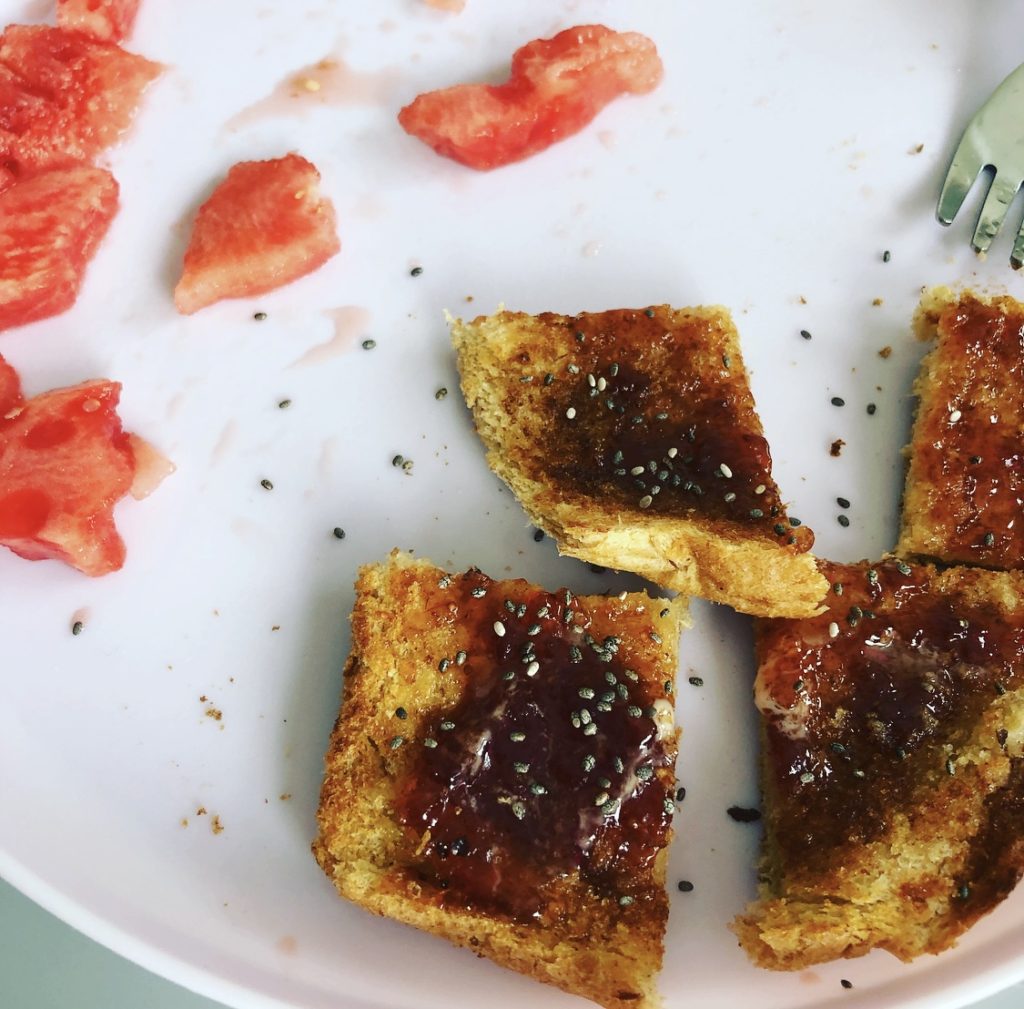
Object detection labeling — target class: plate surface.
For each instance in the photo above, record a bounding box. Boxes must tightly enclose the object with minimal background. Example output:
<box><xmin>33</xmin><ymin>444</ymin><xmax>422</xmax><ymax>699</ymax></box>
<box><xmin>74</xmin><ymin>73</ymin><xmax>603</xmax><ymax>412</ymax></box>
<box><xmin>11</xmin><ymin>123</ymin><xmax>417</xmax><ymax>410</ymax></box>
<box><xmin>3</xmin><ymin>2</ymin><xmax>1024</xmax><ymax>1008</ymax></box>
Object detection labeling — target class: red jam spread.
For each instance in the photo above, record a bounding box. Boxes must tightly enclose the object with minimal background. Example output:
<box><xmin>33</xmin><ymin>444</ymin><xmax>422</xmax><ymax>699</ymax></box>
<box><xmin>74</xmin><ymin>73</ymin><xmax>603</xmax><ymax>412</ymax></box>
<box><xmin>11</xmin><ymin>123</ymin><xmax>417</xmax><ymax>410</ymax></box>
<box><xmin>755</xmin><ymin>559</ymin><xmax>1024</xmax><ymax>878</ymax></box>
<box><xmin>906</xmin><ymin>295</ymin><xmax>1024</xmax><ymax>568</ymax></box>
<box><xmin>516</xmin><ymin>308</ymin><xmax>811</xmax><ymax>549</ymax></box>
<box><xmin>396</xmin><ymin>568</ymin><xmax>676</xmax><ymax>921</ymax></box>
<box><xmin>960</xmin><ymin>759</ymin><xmax>1024</xmax><ymax>913</ymax></box>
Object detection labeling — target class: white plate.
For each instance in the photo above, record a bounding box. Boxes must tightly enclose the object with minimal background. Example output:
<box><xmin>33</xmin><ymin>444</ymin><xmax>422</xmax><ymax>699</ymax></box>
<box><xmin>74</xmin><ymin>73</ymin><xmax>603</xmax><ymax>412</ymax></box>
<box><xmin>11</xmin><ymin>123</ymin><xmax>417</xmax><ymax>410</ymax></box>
<box><xmin>3</xmin><ymin>1</ymin><xmax>1023</xmax><ymax>1007</ymax></box>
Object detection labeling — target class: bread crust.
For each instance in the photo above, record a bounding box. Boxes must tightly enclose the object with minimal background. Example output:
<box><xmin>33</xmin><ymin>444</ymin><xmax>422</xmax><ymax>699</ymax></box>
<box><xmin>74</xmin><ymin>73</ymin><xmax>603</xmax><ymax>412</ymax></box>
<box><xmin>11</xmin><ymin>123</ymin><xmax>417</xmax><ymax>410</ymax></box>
<box><xmin>314</xmin><ymin>551</ymin><xmax>688</xmax><ymax>1009</ymax></box>
<box><xmin>451</xmin><ymin>306</ymin><xmax>826</xmax><ymax>618</ymax></box>
<box><xmin>898</xmin><ymin>287</ymin><xmax>1024</xmax><ymax>569</ymax></box>
<box><xmin>734</xmin><ymin>559</ymin><xmax>1024</xmax><ymax>969</ymax></box>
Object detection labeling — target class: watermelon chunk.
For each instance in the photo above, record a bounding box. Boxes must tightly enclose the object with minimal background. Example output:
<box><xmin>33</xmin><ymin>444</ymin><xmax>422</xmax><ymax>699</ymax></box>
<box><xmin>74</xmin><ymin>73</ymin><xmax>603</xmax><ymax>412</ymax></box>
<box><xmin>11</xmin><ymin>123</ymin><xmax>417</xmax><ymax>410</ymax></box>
<box><xmin>0</xmin><ymin>353</ymin><xmax>19</xmax><ymax>413</ymax></box>
<box><xmin>398</xmin><ymin>25</ymin><xmax>663</xmax><ymax>170</ymax></box>
<box><xmin>0</xmin><ymin>358</ymin><xmax>142</xmax><ymax>576</ymax></box>
<box><xmin>174</xmin><ymin>153</ymin><xmax>340</xmax><ymax>315</ymax></box>
<box><xmin>0</xmin><ymin>164</ymin><xmax>119</xmax><ymax>332</ymax></box>
<box><xmin>0</xmin><ymin>24</ymin><xmax>161</xmax><ymax>176</ymax></box>
<box><xmin>57</xmin><ymin>0</ymin><xmax>142</xmax><ymax>44</ymax></box>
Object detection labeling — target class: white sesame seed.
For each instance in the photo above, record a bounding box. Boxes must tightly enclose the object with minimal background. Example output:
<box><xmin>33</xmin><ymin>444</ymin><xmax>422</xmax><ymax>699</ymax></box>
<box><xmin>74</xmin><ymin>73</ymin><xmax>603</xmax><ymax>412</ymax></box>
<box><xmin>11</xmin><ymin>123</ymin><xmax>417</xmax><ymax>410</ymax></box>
<box><xmin>754</xmin><ymin>484</ymin><xmax>766</xmax><ymax>495</ymax></box>
<box><xmin>720</xmin><ymin>463</ymin><xmax>733</xmax><ymax>478</ymax></box>
<box><xmin>525</xmin><ymin>660</ymin><xmax>540</xmax><ymax>677</ymax></box>
<box><xmin>566</xmin><ymin>407</ymin><xmax>577</xmax><ymax>420</ymax></box>
<box><xmin>587</xmin><ymin>374</ymin><xmax>596</xmax><ymax>388</ymax></box>
<box><xmin>949</xmin><ymin>409</ymin><xmax>962</xmax><ymax>423</ymax></box>
<box><xmin>828</xmin><ymin>621</ymin><xmax>839</xmax><ymax>639</ymax></box>
<box><xmin>639</xmin><ymin>495</ymin><xmax>653</xmax><ymax>509</ymax></box>
<box><xmin>630</xmin><ymin>465</ymin><xmax>645</xmax><ymax>476</ymax></box>
<box><xmin>724</xmin><ymin>492</ymin><xmax>736</xmax><ymax>502</ymax></box>
<box><xmin>667</xmin><ymin>447</ymin><xmax>678</xmax><ymax>458</ymax></box>
<box><xmin>597</xmin><ymin>377</ymin><xmax>607</xmax><ymax>391</ymax></box>
<box><xmin>493</xmin><ymin>620</ymin><xmax>506</xmax><ymax>637</ymax></box>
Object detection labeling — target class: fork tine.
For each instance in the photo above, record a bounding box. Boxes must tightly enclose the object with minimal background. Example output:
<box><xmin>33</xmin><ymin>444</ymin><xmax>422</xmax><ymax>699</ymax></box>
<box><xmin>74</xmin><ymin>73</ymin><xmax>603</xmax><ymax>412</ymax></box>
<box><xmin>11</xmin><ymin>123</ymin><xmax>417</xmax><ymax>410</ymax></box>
<box><xmin>971</xmin><ymin>172</ymin><xmax>1021</xmax><ymax>253</ymax></box>
<box><xmin>937</xmin><ymin>134</ymin><xmax>985</xmax><ymax>225</ymax></box>
<box><xmin>937</xmin><ymin>124</ymin><xmax>987</xmax><ymax>223</ymax></box>
<box><xmin>1011</xmin><ymin>218</ymin><xmax>1024</xmax><ymax>270</ymax></box>
<box><xmin>937</xmin><ymin>152</ymin><xmax>983</xmax><ymax>225</ymax></box>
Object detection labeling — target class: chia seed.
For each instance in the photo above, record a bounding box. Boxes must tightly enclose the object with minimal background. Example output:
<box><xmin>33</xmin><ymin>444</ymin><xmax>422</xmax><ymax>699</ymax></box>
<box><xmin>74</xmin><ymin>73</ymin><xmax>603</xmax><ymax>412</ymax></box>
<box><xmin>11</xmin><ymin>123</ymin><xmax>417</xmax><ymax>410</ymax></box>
<box><xmin>726</xmin><ymin>806</ymin><xmax>761</xmax><ymax>823</ymax></box>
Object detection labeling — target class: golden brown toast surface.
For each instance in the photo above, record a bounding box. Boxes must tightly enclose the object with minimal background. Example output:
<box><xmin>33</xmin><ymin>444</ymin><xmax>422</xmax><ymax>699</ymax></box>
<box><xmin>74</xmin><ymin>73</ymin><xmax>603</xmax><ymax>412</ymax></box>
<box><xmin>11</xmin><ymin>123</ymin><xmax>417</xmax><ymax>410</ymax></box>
<box><xmin>314</xmin><ymin>551</ymin><xmax>687</xmax><ymax>1009</ymax></box>
<box><xmin>452</xmin><ymin>305</ymin><xmax>826</xmax><ymax>618</ymax></box>
<box><xmin>734</xmin><ymin>557</ymin><xmax>1024</xmax><ymax>969</ymax></box>
<box><xmin>898</xmin><ymin>288</ymin><xmax>1024</xmax><ymax>570</ymax></box>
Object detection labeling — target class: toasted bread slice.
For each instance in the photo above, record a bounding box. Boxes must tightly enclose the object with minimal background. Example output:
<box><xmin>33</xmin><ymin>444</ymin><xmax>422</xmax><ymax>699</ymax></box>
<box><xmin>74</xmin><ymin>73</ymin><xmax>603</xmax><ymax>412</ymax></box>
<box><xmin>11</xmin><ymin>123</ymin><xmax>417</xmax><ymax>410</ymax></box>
<box><xmin>451</xmin><ymin>306</ymin><xmax>826</xmax><ymax>618</ymax></box>
<box><xmin>314</xmin><ymin>550</ymin><xmax>687</xmax><ymax>1009</ymax></box>
<box><xmin>733</xmin><ymin>558</ymin><xmax>1024</xmax><ymax>969</ymax></box>
<box><xmin>898</xmin><ymin>288</ymin><xmax>1024</xmax><ymax>570</ymax></box>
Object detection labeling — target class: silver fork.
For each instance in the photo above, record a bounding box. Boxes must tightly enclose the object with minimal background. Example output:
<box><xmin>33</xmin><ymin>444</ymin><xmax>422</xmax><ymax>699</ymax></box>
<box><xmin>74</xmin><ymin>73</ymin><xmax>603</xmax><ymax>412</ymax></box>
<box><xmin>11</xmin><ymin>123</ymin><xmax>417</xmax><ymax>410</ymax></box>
<box><xmin>938</xmin><ymin>62</ymin><xmax>1024</xmax><ymax>268</ymax></box>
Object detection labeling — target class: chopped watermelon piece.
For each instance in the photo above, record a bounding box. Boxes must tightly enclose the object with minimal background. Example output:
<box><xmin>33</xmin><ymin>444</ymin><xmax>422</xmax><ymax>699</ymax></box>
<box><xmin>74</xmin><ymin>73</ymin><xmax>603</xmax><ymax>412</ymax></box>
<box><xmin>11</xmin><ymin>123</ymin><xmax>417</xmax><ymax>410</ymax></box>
<box><xmin>57</xmin><ymin>0</ymin><xmax>142</xmax><ymax>44</ymax></box>
<box><xmin>0</xmin><ymin>353</ymin><xmax>20</xmax><ymax>413</ymax></box>
<box><xmin>398</xmin><ymin>24</ymin><xmax>663</xmax><ymax>169</ymax></box>
<box><xmin>0</xmin><ymin>358</ymin><xmax>145</xmax><ymax>576</ymax></box>
<box><xmin>0</xmin><ymin>24</ymin><xmax>161</xmax><ymax>176</ymax></box>
<box><xmin>174</xmin><ymin>153</ymin><xmax>340</xmax><ymax>315</ymax></box>
<box><xmin>0</xmin><ymin>164</ymin><xmax>119</xmax><ymax>332</ymax></box>
<box><xmin>126</xmin><ymin>433</ymin><xmax>175</xmax><ymax>500</ymax></box>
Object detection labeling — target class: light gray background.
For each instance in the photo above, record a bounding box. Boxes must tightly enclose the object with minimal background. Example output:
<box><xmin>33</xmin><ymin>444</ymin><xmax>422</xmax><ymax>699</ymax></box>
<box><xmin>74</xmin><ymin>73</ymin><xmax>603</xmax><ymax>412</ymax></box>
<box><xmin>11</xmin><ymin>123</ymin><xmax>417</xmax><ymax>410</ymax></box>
<box><xmin>2</xmin><ymin>879</ymin><xmax>1021</xmax><ymax>1009</ymax></box>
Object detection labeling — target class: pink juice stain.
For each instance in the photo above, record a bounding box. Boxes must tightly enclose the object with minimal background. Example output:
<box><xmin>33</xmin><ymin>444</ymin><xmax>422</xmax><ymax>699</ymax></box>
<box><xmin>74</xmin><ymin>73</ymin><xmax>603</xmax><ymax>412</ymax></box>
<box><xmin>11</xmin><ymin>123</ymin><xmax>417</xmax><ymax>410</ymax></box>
<box><xmin>227</xmin><ymin>55</ymin><xmax>400</xmax><ymax>129</ymax></box>
<box><xmin>289</xmin><ymin>306</ymin><xmax>372</xmax><ymax>368</ymax></box>
<box><xmin>210</xmin><ymin>420</ymin><xmax>238</xmax><ymax>464</ymax></box>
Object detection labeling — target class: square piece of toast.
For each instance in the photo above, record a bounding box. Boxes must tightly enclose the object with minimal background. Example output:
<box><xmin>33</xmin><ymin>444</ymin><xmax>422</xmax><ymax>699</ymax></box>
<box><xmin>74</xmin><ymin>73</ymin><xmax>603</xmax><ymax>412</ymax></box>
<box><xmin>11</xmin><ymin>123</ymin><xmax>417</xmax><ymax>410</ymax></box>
<box><xmin>451</xmin><ymin>306</ymin><xmax>826</xmax><ymax>618</ymax></box>
<box><xmin>314</xmin><ymin>551</ymin><xmax>687</xmax><ymax>1009</ymax></box>
<box><xmin>898</xmin><ymin>288</ymin><xmax>1024</xmax><ymax>569</ymax></box>
<box><xmin>733</xmin><ymin>558</ymin><xmax>1024</xmax><ymax>969</ymax></box>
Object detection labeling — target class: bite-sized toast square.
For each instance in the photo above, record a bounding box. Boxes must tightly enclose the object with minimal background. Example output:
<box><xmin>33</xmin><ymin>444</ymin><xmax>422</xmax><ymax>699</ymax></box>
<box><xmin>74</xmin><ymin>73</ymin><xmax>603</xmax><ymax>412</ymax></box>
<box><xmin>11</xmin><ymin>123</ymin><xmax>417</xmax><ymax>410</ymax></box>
<box><xmin>451</xmin><ymin>306</ymin><xmax>826</xmax><ymax>618</ymax></box>
<box><xmin>314</xmin><ymin>551</ymin><xmax>687</xmax><ymax>1009</ymax></box>
<box><xmin>898</xmin><ymin>288</ymin><xmax>1024</xmax><ymax>569</ymax></box>
<box><xmin>733</xmin><ymin>558</ymin><xmax>1024</xmax><ymax>969</ymax></box>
